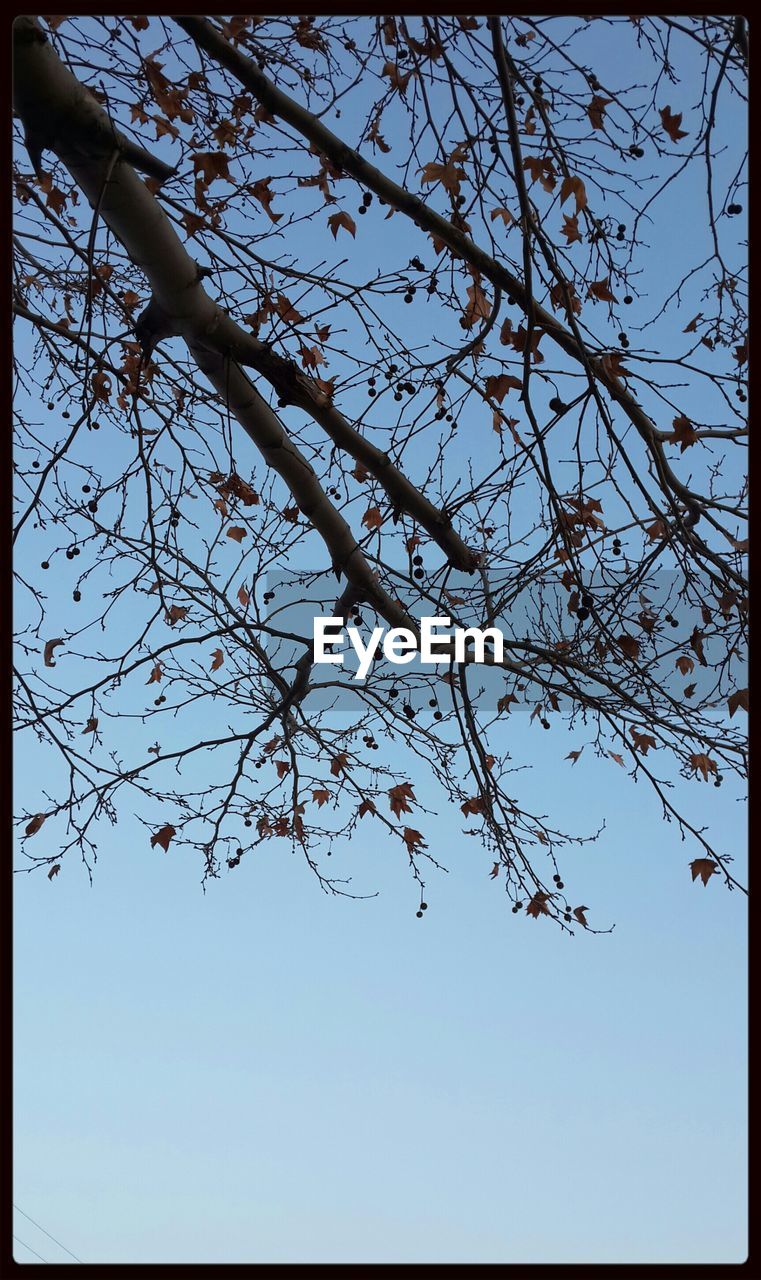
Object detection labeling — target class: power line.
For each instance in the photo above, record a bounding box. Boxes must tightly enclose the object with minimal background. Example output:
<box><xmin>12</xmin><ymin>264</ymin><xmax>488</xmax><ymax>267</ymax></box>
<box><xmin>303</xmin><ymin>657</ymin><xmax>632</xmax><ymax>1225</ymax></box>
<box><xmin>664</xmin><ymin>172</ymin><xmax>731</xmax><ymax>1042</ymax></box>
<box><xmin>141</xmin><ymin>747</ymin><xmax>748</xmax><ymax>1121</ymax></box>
<box><xmin>13</xmin><ymin>1234</ymin><xmax>48</xmax><ymax>1263</ymax></box>
<box><xmin>13</xmin><ymin>1204</ymin><xmax>83</xmax><ymax>1263</ymax></box>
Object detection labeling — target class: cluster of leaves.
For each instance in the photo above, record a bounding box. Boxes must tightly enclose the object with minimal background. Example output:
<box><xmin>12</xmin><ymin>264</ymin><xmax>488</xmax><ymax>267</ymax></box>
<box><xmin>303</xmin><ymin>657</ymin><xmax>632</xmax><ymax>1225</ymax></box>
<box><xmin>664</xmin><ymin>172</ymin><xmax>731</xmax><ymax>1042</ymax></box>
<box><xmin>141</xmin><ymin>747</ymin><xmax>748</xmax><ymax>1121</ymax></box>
<box><xmin>13</xmin><ymin>15</ymin><xmax>747</xmax><ymax>928</ymax></box>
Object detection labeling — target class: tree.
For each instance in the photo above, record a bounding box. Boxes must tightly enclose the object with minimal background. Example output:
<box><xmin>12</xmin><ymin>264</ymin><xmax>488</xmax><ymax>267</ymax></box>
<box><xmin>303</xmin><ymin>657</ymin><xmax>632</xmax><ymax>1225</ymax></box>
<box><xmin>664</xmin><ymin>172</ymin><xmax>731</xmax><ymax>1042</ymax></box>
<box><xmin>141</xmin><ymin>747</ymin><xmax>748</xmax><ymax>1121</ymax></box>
<box><xmin>12</xmin><ymin>15</ymin><xmax>748</xmax><ymax>928</ymax></box>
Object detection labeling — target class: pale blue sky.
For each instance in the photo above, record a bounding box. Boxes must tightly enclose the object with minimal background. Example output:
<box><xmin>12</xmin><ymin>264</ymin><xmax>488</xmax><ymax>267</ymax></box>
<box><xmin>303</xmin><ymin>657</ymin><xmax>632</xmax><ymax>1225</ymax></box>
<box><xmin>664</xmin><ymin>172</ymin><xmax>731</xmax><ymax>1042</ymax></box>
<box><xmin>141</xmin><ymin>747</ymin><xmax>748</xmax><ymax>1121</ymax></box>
<box><xmin>14</xmin><ymin>16</ymin><xmax>747</xmax><ymax>1265</ymax></box>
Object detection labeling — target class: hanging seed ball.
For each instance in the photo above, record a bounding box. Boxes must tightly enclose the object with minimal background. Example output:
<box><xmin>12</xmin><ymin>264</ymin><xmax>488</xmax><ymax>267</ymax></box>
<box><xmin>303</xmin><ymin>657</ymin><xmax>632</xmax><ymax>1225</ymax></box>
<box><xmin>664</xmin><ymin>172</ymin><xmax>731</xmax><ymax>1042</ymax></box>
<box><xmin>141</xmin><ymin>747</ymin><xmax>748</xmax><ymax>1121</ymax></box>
<box><xmin>414</xmin><ymin>568</ymin><xmax>424</xmax><ymax>579</ymax></box>
<box><xmin>624</xmin><ymin>295</ymin><xmax>633</xmax><ymax>304</ymax></box>
<box><xmin>577</xmin><ymin>608</ymin><xmax>589</xmax><ymax>621</ymax></box>
<box><xmin>416</xmin><ymin>910</ymin><xmax>424</xmax><ymax>918</ymax></box>
<box><xmin>32</xmin><ymin>460</ymin><xmax>40</xmax><ymax>469</ymax></box>
<box><xmin>434</xmin><ymin>710</ymin><xmax>443</xmax><ymax>721</ymax></box>
<box><xmin>92</xmin><ymin>421</ymin><xmax>100</xmax><ymax>430</ymax></box>
<box><xmin>41</xmin><ymin>561</ymin><xmax>49</xmax><ymax>570</ymax></box>
<box><xmin>629</xmin><ymin>144</ymin><xmax>644</xmax><ymax>158</ymax></box>
<box><xmin>557</xmin><ymin>880</ymin><xmax>564</xmax><ymax>890</ymax></box>
<box><xmin>73</xmin><ymin>589</ymin><xmax>81</xmax><ymax>602</ymax></box>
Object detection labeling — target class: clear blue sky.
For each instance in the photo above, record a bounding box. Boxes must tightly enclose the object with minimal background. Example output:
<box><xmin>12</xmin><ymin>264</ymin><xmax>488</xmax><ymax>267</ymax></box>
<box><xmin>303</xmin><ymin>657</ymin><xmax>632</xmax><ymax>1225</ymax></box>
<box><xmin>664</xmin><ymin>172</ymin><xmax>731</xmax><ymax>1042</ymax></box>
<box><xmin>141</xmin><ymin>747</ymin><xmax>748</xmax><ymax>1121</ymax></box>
<box><xmin>14</xmin><ymin>16</ymin><xmax>747</xmax><ymax>1265</ymax></box>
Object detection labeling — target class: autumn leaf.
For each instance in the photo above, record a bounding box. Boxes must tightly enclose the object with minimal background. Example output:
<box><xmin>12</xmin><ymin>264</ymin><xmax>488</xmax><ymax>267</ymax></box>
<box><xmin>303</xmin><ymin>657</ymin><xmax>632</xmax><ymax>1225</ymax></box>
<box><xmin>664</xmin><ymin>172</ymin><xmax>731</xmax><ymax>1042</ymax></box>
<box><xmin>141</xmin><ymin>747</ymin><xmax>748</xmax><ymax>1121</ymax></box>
<box><xmin>689</xmin><ymin>626</ymin><xmax>707</xmax><ymax>666</ymax></box>
<box><xmin>210</xmin><ymin>648</ymin><xmax>224</xmax><ymax>671</ymax></box>
<box><xmin>690</xmin><ymin>858</ymin><xmax>718</xmax><ymax>886</ymax></box>
<box><xmin>616</xmin><ymin>633</ymin><xmax>640</xmax><ymax>661</ymax></box>
<box><xmin>92</xmin><ymin>369</ymin><xmax>111</xmax><ymax>403</ymax></box>
<box><xmin>298</xmin><ymin>343</ymin><xmax>324</xmax><ymax>370</ymax></box>
<box><xmin>237</xmin><ymin>585</ymin><xmax>249</xmax><ymax>607</ymax></box>
<box><xmin>383</xmin><ymin>61</ymin><xmax>412</xmax><ymax>94</ymax></box>
<box><xmin>330</xmin><ymin>752</ymin><xmax>349</xmax><ymax>776</ymax></box>
<box><xmin>560</xmin><ymin>175</ymin><xmax>587</xmax><ymax>212</ymax></box>
<box><xmin>588</xmin><ymin>277</ymin><xmax>617</xmax><ymax>303</ymax></box>
<box><xmin>150</xmin><ymin>823</ymin><xmax>176</xmax><ymax>851</ymax></box>
<box><xmin>463</xmin><ymin>278</ymin><xmax>491</xmax><ymax>327</ymax></box>
<box><xmin>631</xmin><ymin>728</ymin><xmax>657</xmax><ymax>755</ymax></box>
<box><xmin>497</xmin><ymin>693</ymin><xmax>519</xmax><ymax>713</ymax></box>
<box><xmin>48</xmin><ymin>863</ymin><xmax>61</xmax><ymax>879</ymax></box>
<box><xmin>389</xmin><ymin>781</ymin><xmax>415</xmax><ymax>817</ymax></box>
<box><xmin>82</xmin><ymin>717</ymin><xmax>99</xmax><ymax>734</ymax></box>
<box><xmin>489</xmin><ymin>862</ymin><xmax>500</xmax><ymax>879</ymax></box>
<box><xmin>402</xmin><ymin>827</ymin><xmax>426</xmax><ymax>853</ymax></box>
<box><xmin>216</xmin><ymin>473</ymin><xmax>259</xmax><ymax>506</ymax></box>
<box><xmin>44</xmin><ymin>638</ymin><xmax>65</xmax><ymax>667</ymax></box>
<box><xmin>660</xmin><ymin>106</ymin><xmax>688</xmax><ymax>143</ymax></box>
<box><xmin>728</xmin><ymin>688</ymin><xmax>748</xmax><ymax>718</ymax></box>
<box><xmin>669</xmin><ymin>415</ymin><xmax>698</xmax><ymax>451</ymax></box>
<box><xmin>565</xmin><ymin>748</ymin><xmax>584</xmax><ymax>765</ymax></box>
<box><xmin>327</xmin><ymin>211</ymin><xmax>356</xmax><ymax>239</ymax></box>
<box><xmin>689</xmin><ymin>753</ymin><xmax>717</xmax><ymax>782</ymax></box>
<box><xmin>276</xmin><ymin>759</ymin><xmax>290</xmax><ymax>779</ymax></box>
<box><xmin>609</xmin><ymin>752</ymin><xmax>625</xmax><ymax>767</ymax></box>
<box><xmin>484</xmin><ymin>373</ymin><xmax>522</xmax><ymax>403</ymax></box>
<box><xmin>461</xmin><ymin>796</ymin><xmax>485</xmax><ymax>817</ymax></box>
<box><xmin>165</xmin><ymin>604</ymin><xmax>188</xmax><ymax>625</ymax></box>
<box><xmin>25</xmin><ymin>813</ymin><xmax>46</xmax><ymax>837</ymax></box>
<box><xmin>358</xmin><ymin>798</ymin><xmax>376</xmax><ymax>818</ymax></box>
<box><xmin>312</xmin><ymin>788</ymin><xmax>330</xmax><ymax>807</ymax></box>
<box><xmin>526</xmin><ymin>891</ymin><xmax>552</xmax><ymax>918</ymax></box>
<box><xmin>226</xmin><ymin>526</ymin><xmax>247</xmax><ymax>542</ymax></box>
<box><xmin>249</xmin><ymin>177</ymin><xmax>282</xmax><ymax>223</ymax></box>
<box><xmin>490</xmin><ymin>206</ymin><xmax>513</xmax><ymax>226</ymax></box>
<box><xmin>420</xmin><ymin>158</ymin><xmax>466</xmax><ymax>196</ymax></box>
<box><xmin>561</xmin><ymin>214</ymin><xmax>582</xmax><ymax>245</ymax></box>
<box><xmin>587</xmin><ymin>95</ymin><xmax>612</xmax><ymax>130</ymax></box>
<box><xmin>522</xmin><ymin>155</ymin><xmax>557</xmax><ymax>192</ymax></box>
<box><xmin>601</xmin><ymin>352</ymin><xmax>628</xmax><ymax>381</ymax></box>
<box><xmin>146</xmin><ymin>662</ymin><xmax>163</xmax><ymax>684</ymax></box>
<box><xmin>362</xmin><ymin>505</ymin><xmax>383</xmax><ymax>531</ymax></box>
<box><xmin>193</xmin><ymin>151</ymin><xmax>232</xmax><ymax>184</ymax></box>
